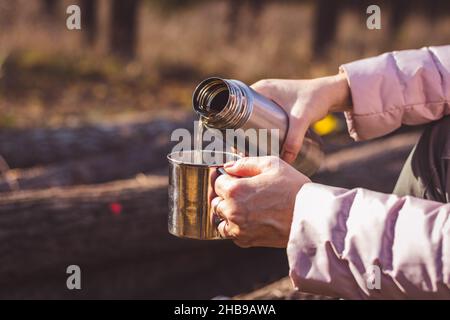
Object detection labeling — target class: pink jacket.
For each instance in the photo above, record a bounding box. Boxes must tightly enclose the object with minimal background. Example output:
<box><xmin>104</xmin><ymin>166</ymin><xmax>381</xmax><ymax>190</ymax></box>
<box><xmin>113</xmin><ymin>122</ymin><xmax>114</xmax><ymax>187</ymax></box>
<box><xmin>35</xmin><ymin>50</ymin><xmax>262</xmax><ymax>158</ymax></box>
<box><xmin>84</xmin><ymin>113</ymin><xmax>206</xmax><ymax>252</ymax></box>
<box><xmin>287</xmin><ymin>45</ymin><xmax>450</xmax><ymax>299</ymax></box>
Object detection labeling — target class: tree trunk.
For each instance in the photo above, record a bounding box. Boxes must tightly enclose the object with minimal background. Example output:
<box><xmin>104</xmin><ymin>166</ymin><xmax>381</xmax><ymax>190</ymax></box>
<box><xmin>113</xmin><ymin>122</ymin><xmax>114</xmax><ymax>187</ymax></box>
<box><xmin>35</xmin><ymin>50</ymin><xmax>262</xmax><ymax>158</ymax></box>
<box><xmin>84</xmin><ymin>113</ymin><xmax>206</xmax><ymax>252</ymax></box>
<box><xmin>313</xmin><ymin>0</ymin><xmax>340</xmax><ymax>58</ymax></box>
<box><xmin>227</xmin><ymin>0</ymin><xmax>266</xmax><ymax>42</ymax></box>
<box><xmin>110</xmin><ymin>0</ymin><xmax>140</xmax><ymax>59</ymax></box>
<box><xmin>79</xmin><ymin>0</ymin><xmax>98</xmax><ymax>46</ymax></box>
<box><xmin>0</xmin><ymin>1</ymin><xmax>17</xmax><ymax>28</ymax></box>
<box><xmin>42</xmin><ymin>0</ymin><xmax>58</xmax><ymax>17</ymax></box>
<box><xmin>226</xmin><ymin>0</ymin><xmax>241</xmax><ymax>42</ymax></box>
<box><xmin>389</xmin><ymin>0</ymin><xmax>410</xmax><ymax>38</ymax></box>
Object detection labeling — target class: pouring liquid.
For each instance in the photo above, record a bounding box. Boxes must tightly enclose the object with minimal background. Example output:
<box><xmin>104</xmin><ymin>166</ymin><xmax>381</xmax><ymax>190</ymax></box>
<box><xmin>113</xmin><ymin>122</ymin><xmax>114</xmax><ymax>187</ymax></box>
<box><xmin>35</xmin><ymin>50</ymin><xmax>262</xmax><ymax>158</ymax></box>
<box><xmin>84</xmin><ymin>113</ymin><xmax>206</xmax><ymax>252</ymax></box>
<box><xmin>194</xmin><ymin>119</ymin><xmax>204</xmax><ymax>164</ymax></box>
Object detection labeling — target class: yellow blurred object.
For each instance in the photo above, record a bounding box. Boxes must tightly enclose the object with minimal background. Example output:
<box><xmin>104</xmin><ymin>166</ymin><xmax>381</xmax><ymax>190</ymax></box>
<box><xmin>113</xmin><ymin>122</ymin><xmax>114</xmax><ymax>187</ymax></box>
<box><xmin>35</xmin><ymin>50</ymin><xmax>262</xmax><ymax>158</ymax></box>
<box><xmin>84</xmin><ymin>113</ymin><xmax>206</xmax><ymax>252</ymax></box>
<box><xmin>313</xmin><ymin>114</ymin><xmax>339</xmax><ymax>136</ymax></box>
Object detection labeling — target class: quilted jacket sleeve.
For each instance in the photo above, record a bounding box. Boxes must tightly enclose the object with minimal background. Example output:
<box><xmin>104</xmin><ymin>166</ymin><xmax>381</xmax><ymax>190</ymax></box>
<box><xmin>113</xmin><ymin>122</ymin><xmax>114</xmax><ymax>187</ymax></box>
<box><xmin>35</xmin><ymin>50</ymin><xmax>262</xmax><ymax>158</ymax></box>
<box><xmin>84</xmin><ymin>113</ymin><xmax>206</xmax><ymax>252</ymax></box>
<box><xmin>340</xmin><ymin>45</ymin><xmax>450</xmax><ymax>140</ymax></box>
<box><xmin>287</xmin><ymin>183</ymin><xmax>450</xmax><ymax>299</ymax></box>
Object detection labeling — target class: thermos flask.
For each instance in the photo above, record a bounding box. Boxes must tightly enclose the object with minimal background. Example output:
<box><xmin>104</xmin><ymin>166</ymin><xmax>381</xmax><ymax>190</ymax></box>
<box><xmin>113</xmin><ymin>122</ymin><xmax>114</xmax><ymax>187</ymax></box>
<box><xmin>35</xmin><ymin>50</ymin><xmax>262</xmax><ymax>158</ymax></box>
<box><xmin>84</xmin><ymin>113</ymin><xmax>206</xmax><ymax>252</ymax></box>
<box><xmin>192</xmin><ymin>77</ymin><xmax>324</xmax><ymax>176</ymax></box>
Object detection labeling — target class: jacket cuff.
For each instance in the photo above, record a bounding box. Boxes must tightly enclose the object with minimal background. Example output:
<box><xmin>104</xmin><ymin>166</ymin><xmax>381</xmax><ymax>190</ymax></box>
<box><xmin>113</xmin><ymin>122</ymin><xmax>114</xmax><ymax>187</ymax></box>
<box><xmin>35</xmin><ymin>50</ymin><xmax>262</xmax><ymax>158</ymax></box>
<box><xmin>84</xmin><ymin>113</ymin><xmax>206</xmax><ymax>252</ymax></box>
<box><xmin>340</xmin><ymin>46</ymin><xmax>450</xmax><ymax>141</ymax></box>
<box><xmin>339</xmin><ymin>52</ymin><xmax>404</xmax><ymax>141</ymax></box>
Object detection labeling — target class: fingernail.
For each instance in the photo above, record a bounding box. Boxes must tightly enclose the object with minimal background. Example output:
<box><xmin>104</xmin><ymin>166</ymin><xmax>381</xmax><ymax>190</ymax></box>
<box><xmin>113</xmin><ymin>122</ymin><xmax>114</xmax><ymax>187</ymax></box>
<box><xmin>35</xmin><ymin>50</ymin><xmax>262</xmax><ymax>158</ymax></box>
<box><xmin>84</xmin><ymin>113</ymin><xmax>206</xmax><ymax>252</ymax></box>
<box><xmin>223</xmin><ymin>161</ymin><xmax>235</xmax><ymax>169</ymax></box>
<box><xmin>282</xmin><ymin>151</ymin><xmax>295</xmax><ymax>164</ymax></box>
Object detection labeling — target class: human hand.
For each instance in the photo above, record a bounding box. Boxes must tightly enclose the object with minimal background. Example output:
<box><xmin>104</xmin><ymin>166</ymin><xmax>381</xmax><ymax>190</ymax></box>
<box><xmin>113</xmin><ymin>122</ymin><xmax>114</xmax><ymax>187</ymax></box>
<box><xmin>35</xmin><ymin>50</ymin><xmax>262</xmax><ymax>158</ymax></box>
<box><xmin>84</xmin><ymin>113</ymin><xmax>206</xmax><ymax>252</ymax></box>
<box><xmin>212</xmin><ymin>156</ymin><xmax>311</xmax><ymax>248</ymax></box>
<box><xmin>251</xmin><ymin>73</ymin><xmax>351</xmax><ymax>164</ymax></box>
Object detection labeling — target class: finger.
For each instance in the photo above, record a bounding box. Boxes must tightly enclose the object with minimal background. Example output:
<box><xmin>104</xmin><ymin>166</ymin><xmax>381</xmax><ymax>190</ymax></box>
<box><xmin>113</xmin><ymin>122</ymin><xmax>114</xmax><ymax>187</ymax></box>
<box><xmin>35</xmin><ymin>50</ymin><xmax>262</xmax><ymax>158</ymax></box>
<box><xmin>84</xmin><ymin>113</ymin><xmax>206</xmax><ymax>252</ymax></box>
<box><xmin>211</xmin><ymin>197</ymin><xmax>225</xmax><ymax>230</ymax></box>
<box><xmin>250</xmin><ymin>79</ymin><xmax>278</xmax><ymax>101</ymax></box>
<box><xmin>234</xmin><ymin>239</ymin><xmax>252</xmax><ymax>248</ymax></box>
<box><xmin>211</xmin><ymin>197</ymin><xmax>223</xmax><ymax>224</ymax></box>
<box><xmin>230</xmin><ymin>146</ymin><xmax>246</xmax><ymax>157</ymax></box>
<box><xmin>223</xmin><ymin>156</ymin><xmax>271</xmax><ymax>177</ymax></box>
<box><xmin>214</xmin><ymin>173</ymin><xmax>239</xmax><ymax>199</ymax></box>
<box><xmin>211</xmin><ymin>196</ymin><xmax>224</xmax><ymax>219</ymax></box>
<box><xmin>211</xmin><ymin>196</ymin><xmax>222</xmax><ymax>213</ymax></box>
<box><xmin>281</xmin><ymin>117</ymin><xmax>309</xmax><ymax>164</ymax></box>
<box><xmin>217</xmin><ymin>220</ymin><xmax>236</xmax><ymax>239</ymax></box>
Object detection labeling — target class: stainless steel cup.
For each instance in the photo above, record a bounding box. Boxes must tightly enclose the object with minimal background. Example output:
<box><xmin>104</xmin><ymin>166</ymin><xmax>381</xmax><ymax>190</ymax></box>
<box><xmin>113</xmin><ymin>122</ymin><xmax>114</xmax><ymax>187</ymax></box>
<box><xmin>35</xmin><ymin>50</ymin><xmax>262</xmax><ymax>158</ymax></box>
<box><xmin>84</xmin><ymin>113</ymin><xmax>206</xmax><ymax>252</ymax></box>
<box><xmin>168</xmin><ymin>150</ymin><xmax>241</xmax><ymax>240</ymax></box>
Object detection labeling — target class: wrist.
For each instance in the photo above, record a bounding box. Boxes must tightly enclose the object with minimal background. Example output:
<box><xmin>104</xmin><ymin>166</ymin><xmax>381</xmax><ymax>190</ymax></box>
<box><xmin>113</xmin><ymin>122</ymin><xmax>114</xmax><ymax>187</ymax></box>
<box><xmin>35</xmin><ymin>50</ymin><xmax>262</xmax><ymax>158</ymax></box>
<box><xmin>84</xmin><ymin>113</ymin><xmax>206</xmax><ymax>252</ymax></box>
<box><xmin>327</xmin><ymin>73</ymin><xmax>352</xmax><ymax>112</ymax></box>
<box><xmin>296</xmin><ymin>177</ymin><xmax>312</xmax><ymax>196</ymax></box>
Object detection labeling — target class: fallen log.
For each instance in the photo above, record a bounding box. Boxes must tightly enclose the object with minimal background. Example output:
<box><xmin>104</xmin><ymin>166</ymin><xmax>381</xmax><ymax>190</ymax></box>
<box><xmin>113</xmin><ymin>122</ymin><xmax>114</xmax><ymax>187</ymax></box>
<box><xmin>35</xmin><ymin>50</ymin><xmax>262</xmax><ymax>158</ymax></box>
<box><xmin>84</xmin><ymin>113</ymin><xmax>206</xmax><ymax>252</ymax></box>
<box><xmin>0</xmin><ymin>175</ymin><xmax>287</xmax><ymax>299</ymax></box>
<box><xmin>0</xmin><ymin>117</ymin><xmax>191</xmax><ymax>169</ymax></box>
<box><xmin>0</xmin><ymin>131</ymin><xmax>421</xmax><ymax>299</ymax></box>
<box><xmin>0</xmin><ymin>129</ymin><xmax>420</xmax><ymax>194</ymax></box>
<box><xmin>0</xmin><ymin>175</ymin><xmax>168</xmax><ymax>280</ymax></box>
<box><xmin>315</xmin><ymin>131</ymin><xmax>420</xmax><ymax>193</ymax></box>
<box><xmin>234</xmin><ymin>276</ymin><xmax>333</xmax><ymax>300</ymax></box>
<box><xmin>0</xmin><ymin>141</ymin><xmax>171</xmax><ymax>192</ymax></box>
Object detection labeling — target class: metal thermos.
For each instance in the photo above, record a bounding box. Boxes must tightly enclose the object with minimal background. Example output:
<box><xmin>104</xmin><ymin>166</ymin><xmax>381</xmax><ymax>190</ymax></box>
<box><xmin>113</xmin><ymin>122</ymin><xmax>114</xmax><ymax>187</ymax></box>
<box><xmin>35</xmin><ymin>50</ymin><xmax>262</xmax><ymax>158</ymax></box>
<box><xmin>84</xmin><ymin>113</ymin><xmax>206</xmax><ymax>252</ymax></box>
<box><xmin>192</xmin><ymin>77</ymin><xmax>324</xmax><ymax>176</ymax></box>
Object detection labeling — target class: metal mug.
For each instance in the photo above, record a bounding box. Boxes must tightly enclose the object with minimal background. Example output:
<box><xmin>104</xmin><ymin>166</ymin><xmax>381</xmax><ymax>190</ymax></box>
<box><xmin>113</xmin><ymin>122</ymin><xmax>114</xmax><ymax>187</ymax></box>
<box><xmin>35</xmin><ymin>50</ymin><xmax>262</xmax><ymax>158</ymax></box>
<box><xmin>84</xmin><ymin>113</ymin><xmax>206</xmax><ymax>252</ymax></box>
<box><xmin>168</xmin><ymin>150</ymin><xmax>241</xmax><ymax>240</ymax></box>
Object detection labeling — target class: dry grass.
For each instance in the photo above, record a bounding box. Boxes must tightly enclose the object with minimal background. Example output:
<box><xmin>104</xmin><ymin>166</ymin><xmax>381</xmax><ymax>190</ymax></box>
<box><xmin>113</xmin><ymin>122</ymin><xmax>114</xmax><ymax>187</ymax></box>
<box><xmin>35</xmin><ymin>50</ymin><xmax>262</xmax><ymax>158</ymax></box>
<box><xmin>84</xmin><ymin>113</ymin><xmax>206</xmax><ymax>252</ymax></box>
<box><xmin>0</xmin><ymin>0</ymin><xmax>449</xmax><ymax>128</ymax></box>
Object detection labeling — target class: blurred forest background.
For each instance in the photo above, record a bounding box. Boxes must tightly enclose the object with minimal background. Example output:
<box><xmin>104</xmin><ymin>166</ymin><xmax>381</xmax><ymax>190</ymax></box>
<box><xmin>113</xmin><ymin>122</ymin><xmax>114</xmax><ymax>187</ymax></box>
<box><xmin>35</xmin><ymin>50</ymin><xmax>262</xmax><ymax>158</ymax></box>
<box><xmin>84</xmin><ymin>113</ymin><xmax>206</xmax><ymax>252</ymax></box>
<box><xmin>1</xmin><ymin>0</ymin><xmax>450</xmax><ymax>128</ymax></box>
<box><xmin>0</xmin><ymin>0</ymin><xmax>449</xmax><ymax>299</ymax></box>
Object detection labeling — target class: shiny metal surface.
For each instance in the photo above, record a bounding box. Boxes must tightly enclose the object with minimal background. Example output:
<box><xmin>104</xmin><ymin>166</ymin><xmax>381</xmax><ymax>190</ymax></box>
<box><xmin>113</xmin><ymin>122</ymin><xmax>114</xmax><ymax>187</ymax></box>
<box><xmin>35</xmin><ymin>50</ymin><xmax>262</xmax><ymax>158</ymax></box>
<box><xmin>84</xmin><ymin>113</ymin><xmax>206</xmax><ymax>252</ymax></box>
<box><xmin>192</xmin><ymin>77</ymin><xmax>324</xmax><ymax>176</ymax></box>
<box><xmin>168</xmin><ymin>150</ymin><xmax>241</xmax><ymax>240</ymax></box>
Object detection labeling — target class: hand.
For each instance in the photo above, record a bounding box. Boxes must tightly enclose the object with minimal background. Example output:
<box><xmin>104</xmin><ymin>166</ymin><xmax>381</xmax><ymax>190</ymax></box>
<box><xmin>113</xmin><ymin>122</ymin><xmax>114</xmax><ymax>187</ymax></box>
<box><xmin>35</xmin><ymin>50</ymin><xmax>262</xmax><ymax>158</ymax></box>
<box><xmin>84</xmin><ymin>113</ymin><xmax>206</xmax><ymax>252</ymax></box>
<box><xmin>251</xmin><ymin>73</ymin><xmax>351</xmax><ymax>164</ymax></box>
<box><xmin>212</xmin><ymin>156</ymin><xmax>311</xmax><ymax>248</ymax></box>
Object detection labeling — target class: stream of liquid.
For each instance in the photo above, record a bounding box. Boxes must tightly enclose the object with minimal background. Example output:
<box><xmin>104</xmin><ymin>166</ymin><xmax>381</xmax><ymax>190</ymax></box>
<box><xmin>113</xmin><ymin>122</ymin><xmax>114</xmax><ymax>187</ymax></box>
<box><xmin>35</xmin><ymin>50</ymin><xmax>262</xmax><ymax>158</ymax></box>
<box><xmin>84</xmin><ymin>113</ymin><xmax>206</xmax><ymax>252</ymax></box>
<box><xmin>194</xmin><ymin>119</ymin><xmax>204</xmax><ymax>164</ymax></box>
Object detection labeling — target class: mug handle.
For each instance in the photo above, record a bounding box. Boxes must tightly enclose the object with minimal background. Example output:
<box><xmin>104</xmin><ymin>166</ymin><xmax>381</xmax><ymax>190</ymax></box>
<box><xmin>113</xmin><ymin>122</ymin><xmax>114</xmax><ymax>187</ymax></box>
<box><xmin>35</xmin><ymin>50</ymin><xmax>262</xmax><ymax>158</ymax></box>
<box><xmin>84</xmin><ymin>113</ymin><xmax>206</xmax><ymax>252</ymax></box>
<box><xmin>216</xmin><ymin>167</ymin><xmax>227</xmax><ymax>176</ymax></box>
<box><xmin>212</xmin><ymin>166</ymin><xmax>239</xmax><ymax>237</ymax></box>
<box><xmin>213</xmin><ymin>167</ymin><xmax>227</xmax><ymax>230</ymax></box>
<box><xmin>216</xmin><ymin>166</ymin><xmax>242</xmax><ymax>178</ymax></box>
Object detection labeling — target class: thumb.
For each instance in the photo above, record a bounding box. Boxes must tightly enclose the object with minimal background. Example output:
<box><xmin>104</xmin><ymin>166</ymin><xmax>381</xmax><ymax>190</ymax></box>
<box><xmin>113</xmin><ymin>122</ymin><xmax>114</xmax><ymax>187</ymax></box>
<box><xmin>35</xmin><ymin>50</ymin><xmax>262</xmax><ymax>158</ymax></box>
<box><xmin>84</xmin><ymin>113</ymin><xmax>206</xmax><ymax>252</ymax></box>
<box><xmin>223</xmin><ymin>157</ymin><xmax>270</xmax><ymax>177</ymax></box>
<box><xmin>281</xmin><ymin>117</ymin><xmax>309</xmax><ymax>164</ymax></box>
<box><xmin>251</xmin><ymin>80</ymin><xmax>280</xmax><ymax>104</ymax></box>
